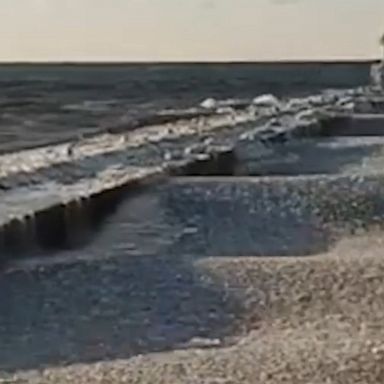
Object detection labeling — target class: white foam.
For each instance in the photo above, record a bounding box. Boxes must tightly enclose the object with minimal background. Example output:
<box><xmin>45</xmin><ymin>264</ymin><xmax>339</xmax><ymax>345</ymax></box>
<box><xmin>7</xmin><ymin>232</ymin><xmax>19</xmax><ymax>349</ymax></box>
<box><xmin>62</xmin><ymin>99</ymin><xmax>117</xmax><ymax>112</ymax></box>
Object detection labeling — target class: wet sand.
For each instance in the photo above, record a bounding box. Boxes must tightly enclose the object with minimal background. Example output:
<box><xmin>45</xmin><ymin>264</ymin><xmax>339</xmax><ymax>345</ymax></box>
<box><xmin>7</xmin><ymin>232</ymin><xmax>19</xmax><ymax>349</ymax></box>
<box><xmin>6</xmin><ymin>233</ymin><xmax>384</xmax><ymax>384</ymax></box>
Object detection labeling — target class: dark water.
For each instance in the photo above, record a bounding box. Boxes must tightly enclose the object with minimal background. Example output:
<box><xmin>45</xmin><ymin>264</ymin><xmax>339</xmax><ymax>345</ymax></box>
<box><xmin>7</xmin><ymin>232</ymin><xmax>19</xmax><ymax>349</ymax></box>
<box><xmin>0</xmin><ymin>62</ymin><xmax>372</xmax><ymax>153</ymax></box>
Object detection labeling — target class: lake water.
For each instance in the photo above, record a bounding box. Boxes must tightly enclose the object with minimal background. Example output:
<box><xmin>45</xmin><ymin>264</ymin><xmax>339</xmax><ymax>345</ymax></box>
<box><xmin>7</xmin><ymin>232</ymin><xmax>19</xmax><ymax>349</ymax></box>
<box><xmin>0</xmin><ymin>62</ymin><xmax>372</xmax><ymax>153</ymax></box>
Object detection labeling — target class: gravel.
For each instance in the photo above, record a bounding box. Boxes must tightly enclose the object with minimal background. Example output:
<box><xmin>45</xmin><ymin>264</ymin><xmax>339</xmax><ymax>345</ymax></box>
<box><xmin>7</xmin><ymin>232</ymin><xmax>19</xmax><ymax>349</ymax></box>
<box><xmin>5</xmin><ymin>233</ymin><xmax>384</xmax><ymax>384</ymax></box>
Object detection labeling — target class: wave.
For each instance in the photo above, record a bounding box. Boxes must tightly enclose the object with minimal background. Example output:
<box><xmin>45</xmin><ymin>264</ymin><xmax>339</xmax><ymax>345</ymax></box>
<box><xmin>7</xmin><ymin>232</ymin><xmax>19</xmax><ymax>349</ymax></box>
<box><xmin>61</xmin><ymin>99</ymin><xmax>119</xmax><ymax>113</ymax></box>
<box><xmin>200</xmin><ymin>97</ymin><xmax>250</xmax><ymax>110</ymax></box>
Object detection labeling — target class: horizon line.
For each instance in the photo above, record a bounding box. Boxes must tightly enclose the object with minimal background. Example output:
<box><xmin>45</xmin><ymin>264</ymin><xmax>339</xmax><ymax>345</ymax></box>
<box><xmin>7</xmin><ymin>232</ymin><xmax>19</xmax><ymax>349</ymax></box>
<box><xmin>0</xmin><ymin>58</ymin><xmax>379</xmax><ymax>65</ymax></box>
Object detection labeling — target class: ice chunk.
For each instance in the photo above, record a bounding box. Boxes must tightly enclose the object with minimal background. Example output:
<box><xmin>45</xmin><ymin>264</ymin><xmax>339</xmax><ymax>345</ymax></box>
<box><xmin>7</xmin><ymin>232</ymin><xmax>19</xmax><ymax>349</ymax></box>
<box><xmin>252</xmin><ymin>94</ymin><xmax>280</xmax><ymax>108</ymax></box>
<box><xmin>285</xmin><ymin>98</ymin><xmax>310</xmax><ymax>111</ymax></box>
<box><xmin>216</xmin><ymin>106</ymin><xmax>235</xmax><ymax>115</ymax></box>
<box><xmin>200</xmin><ymin>98</ymin><xmax>217</xmax><ymax>109</ymax></box>
<box><xmin>295</xmin><ymin>109</ymin><xmax>317</xmax><ymax>122</ymax></box>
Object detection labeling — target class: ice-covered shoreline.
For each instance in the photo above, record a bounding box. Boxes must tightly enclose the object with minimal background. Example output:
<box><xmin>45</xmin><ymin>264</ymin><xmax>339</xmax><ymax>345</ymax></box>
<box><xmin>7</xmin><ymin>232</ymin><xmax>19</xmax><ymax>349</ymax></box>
<box><xmin>0</xmin><ymin>86</ymin><xmax>379</xmax><ymax>253</ymax></box>
<box><xmin>0</xmin><ymin>88</ymin><xmax>365</xmax><ymax>180</ymax></box>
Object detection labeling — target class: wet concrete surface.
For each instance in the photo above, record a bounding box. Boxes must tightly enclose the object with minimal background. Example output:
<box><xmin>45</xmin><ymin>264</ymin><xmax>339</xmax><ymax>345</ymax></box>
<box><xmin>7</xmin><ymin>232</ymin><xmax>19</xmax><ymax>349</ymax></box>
<box><xmin>235</xmin><ymin>136</ymin><xmax>384</xmax><ymax>176</ymax></box>
<box><xmin>317</xmin><ymin>114</ymin><xmax>384</xmax><ymax>136</ymax></box>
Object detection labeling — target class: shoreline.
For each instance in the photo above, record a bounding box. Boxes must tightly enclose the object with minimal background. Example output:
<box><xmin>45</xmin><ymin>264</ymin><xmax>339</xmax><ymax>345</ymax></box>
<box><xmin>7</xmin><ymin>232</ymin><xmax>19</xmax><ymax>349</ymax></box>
<box><xmin>0</xmin><ymin>88</ymin><xmax>366</xmax><ymax>259</ymax></box>
<box><xmin>3</xmin><ymin>86</ymin><xmax>384</xmax><ymax>383</ymax></box>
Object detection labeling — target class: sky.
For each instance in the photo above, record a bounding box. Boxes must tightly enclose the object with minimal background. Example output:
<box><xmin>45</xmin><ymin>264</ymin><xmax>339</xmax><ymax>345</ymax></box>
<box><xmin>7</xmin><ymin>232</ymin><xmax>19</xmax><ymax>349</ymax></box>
<box><xmin>0</xmin><ymin>0</ymin><xmax>383</xmax><ymax>62</ymax></box>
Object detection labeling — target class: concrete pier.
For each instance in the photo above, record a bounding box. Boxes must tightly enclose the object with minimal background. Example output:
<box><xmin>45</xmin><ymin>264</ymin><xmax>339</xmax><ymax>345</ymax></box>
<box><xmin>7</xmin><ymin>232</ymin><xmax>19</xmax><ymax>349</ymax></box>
<box><xmin>318</xmin><ymin>113</ymin><xmax>384</xmax><ymax>136</ymax></box>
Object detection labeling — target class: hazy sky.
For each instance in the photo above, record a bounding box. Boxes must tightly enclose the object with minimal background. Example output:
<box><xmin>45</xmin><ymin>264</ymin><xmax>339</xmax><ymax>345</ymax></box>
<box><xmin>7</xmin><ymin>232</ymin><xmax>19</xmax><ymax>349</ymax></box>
<box><xmin>0</xmin><ymin>0</ymin><xmax>383</xmax><ymax>61</ymax></box>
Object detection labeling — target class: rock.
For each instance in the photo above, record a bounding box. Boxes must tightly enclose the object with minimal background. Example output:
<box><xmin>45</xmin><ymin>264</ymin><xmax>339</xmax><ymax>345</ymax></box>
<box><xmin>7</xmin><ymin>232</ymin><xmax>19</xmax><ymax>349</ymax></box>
<box><xmin>372</xmin><ymin>345</ymin><xmax>384</xmax><ymax>355</ymax></box>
